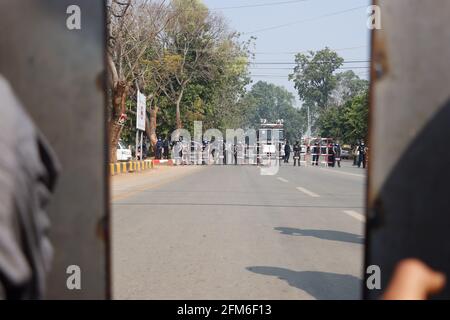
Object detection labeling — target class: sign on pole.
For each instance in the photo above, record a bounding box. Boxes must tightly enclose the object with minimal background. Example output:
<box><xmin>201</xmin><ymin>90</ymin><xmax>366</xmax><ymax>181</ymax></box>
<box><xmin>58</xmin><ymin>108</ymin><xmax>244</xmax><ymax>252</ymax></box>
<box><xmin>136</xmin><ymin>91</ymin><xmax>146</xmax><ymax>131</ymax></box>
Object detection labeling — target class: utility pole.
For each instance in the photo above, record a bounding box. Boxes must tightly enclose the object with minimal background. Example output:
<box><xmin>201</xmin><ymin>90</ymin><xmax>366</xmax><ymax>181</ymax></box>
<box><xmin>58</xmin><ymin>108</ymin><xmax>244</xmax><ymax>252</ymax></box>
<box><xmin>307</xmin><ymin>105</ymin><xmax>311</xmax><ymax>138</ymax></box>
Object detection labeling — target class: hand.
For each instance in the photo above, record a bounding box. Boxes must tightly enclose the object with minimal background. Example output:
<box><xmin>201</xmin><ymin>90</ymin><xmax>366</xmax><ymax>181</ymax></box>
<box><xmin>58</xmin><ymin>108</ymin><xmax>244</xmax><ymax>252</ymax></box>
<box><xmin>383</xmin><ymin>259</ymin><xmax>446</xmax><ymax>300</ymax></box>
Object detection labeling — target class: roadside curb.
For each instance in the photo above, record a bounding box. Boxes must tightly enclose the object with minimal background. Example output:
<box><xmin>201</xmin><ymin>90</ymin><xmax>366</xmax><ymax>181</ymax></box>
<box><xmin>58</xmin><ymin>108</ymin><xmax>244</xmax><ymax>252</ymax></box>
<box><xmin>110</xmin><ymin>159</ymin><xmax>174</xmax><ymax>176</ymax></box>
<box><xmin>152</xmin><ymin>159</ymin><xmax>174</xmax><ymax>166</ymax></box>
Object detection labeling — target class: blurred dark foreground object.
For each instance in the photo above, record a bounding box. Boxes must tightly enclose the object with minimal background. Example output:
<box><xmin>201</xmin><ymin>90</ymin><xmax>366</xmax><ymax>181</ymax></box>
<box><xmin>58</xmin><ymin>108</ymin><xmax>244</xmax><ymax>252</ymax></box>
<box><xmin>0</xmin><ymin>75</ymin><xmax>60</xmax><ymax>299</ymax></box>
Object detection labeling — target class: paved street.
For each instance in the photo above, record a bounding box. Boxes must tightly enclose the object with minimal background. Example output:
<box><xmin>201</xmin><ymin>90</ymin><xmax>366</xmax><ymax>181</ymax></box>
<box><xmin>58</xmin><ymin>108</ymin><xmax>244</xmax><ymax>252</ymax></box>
<box><xmin>112</xmin><ymin>161</ymin><xmax>366</xmax><ymax>300</ymax></box>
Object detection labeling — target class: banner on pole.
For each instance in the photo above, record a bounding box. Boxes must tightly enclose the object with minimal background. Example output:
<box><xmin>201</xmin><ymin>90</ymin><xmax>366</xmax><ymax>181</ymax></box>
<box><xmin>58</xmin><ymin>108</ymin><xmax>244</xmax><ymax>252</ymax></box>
<box><xmin>136</xmin><ymin>91</ymin><xmax>146</xmax><ymax>131</ymax></box>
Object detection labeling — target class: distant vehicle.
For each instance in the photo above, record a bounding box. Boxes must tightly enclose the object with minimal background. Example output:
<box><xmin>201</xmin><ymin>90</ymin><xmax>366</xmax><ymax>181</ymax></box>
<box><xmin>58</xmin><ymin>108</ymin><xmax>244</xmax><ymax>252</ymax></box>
<box><xmin>341</xmin><ymin>149</ymin><xmax>350</xmax><ymax>160</ymax></box>
<box><xmin>117</xmin><ymin>141</ymin><xmax>132</xmax><ymax>162</ymax></box>
<box><xmin>258</xmin><ymin>120</ymin><xmax>285</xmax><ymax>164</ymax></box>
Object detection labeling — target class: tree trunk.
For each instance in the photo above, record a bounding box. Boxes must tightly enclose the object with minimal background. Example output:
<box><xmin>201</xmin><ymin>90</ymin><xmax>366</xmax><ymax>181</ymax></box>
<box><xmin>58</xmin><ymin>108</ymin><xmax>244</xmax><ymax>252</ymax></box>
<box><xmin>109</xmin><ymin>80</ymin><xmax>128</xmax><ymax>163</ymax></box>
<box><xmin>175</xmin><ymin>88</ymin><xmax>184</xmax><ymax>129</ymax></box>
<box><xmin>146</xmin><ymin>105</ymin><xmax>159</xmax><ymax>152</ymax></box>
<box><xmin>109</xmin><ymin>121</ymin><xmax>123</xmax><ymax>163</ymax></box>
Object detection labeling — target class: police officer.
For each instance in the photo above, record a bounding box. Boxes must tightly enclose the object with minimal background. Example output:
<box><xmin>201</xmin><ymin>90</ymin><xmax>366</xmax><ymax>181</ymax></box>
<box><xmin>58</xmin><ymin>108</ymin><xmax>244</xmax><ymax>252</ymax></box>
<box><xmin>163</xmin><ymin>138</ymin><xmax>170</xmax><ymax>159</ymax></box>
<box><xmin>155</xmin><ymin>137</ymin><xmax>163</xmax><ymax>160</ymax></box>
<box><xmin>358</xmin><ymin>141</ymin><xmax>367</xmax><ymax>168</ymax></box>
<box><xmin>284</xmin><ymin>142</ymin><xmax>291</xmax><ymax>164</ymax></box>
<box><xmin>327</xmin><ymin>142</ymin><xmax>335</xmax><ymax>167</ymax></box>
<box><xmin>312</xmin><ymin>142</ymin><xmax>320</xmax><ymax>166</ymax></box>
<box><xmin>293</xmin><ymin>141</ymin><xmax>301</xmax><ymax>167</ymax></box>
<box><xmin>334</xmin><ymin>143</ymin><xmax>342</xmax><ymax>168</ymax></box>
<box><xmin>223</xmin><ymin>141</ymin><xmax>227</xmax><ymax>165</ymax></box>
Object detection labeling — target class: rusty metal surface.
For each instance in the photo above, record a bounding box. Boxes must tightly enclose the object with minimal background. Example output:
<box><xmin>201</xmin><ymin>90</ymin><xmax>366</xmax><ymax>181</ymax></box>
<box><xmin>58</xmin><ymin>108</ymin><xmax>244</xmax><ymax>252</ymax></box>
<box><xmin>0</xmin><ymin>1</ymin><xmax>109</xmax><ymax>299</ymax></box>
<box><xmin>366</xmin><ymin>0</ymin><xmax>450</xmax><ymax>299</ymax></box>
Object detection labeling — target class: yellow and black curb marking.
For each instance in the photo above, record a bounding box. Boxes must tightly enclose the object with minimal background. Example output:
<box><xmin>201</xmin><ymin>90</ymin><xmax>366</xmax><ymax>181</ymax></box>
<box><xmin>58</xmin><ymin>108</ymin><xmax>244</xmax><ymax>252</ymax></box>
<box><xmin>110</xmin><ymin>160</ymin><xmax>154</xmax><ymax>176</ymax></box>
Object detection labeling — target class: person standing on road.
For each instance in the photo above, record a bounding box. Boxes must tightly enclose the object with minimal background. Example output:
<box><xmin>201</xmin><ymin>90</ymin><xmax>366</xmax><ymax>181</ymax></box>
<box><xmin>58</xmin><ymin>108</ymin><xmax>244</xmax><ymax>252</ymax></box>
<box><xmin>312</xmin><ymin>142</ymin><xmax>320</xmax><ymax>166</ymax></box>
<box><xmin>142</xmin><ymin>142</ymin><xmax>147</xmax><ymax>160</ymax></box>
<box><xmin>284</xmin><ymin>142</ymin><xmax>291</xmax><ymax>164</ymax></box>
<box><xmin>163</xmin><ymin>138</ymin><xmax>169</xmax><ymax>159</ymax></box>
<box><xmin>233</xmin><ymin>144</ymin><xmax>238</xmax><ymax>165</ymax></box>
<box><xmin>222</xmin><ymin>141</ymin><xmax>227</xmax><ymax>165</ymax></box>
<box><xmin>358</xmin><ymin>141</ymin><xmax>367</xmax><ymax>169</ymax></box>
<box><xmin>155</xmin><ymin>137</ymin><xmax>163</xmax><ymax>160</ymax></box>
<box><xmin>293</xmin><ymin>141</ymin><xmax>301</xmax><ymax>167</ymax></box>
<box><xmin>334</xmin><ymin>143</ymin><xmax>342</xmax><ymax>168</ymax></box>
<box><xmin>327</xmin><ymin>142</ymin><xmax>335</xmax><ymax>167</ymax></box>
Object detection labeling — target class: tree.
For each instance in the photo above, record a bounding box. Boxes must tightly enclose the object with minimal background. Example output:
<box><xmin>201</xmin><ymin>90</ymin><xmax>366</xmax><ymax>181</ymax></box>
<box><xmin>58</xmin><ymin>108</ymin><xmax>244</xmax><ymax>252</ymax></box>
<box><xmin>316</xmin><ymin>91</ymin><xmax>369</xmax><ymax>144</ymax></box>
<box><xmin>157</xmin><ymin>0</ymin><xmax>230</xmax><ymax>129</ymax></box>
<box><xmin>330</xmin><ymin>70</ymin><xmax>369</xmax><ymax>106</ymax></box>
<box><xmin>316</xmin><ymin>106</ymin><xmax>344</xmax><ymax>140</ymax></box>
<box><xmin>240</xmin><ymin>81</ymin><xmax>304</xmax><ymax>142</ymax></box>
<box><xmin>341</xmin><ymin>92</ymin><xmax>369</xmax><ymax>144</ymax></box>
<box><xmin>138</xmin><ymin>0</ymin><xmax>251</xmax><ymax>145</ymax></box>
<box><xmin>106</xmin><ymin>0</ymin><xmax>173</xmax><ymax>162</ymax></box>
<box><xmin>289</xmin><ymin>47</ymin><xmax>344</xmax><ymax>113</ymax></box>
<box><xmin>107</xmin><ymin>0</ymin><xmax>252</xmax><ymax>157</ymax></box>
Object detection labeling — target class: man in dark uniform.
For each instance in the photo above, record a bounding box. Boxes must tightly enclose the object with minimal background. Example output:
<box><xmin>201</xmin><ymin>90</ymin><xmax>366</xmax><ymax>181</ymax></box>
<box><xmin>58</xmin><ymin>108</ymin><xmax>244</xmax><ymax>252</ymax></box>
<box><xmin>334</xmin><ymin>143</ymin><xmax>342</xmax><ymax>168</ymax></box>
<box><xmin>284</xmin><ymin>142</ymin><xmax>291</xmax><ymax>164</ymax></box>
<box><xmin>155</xmin><ymin>137</ymin><xmax>163</xmax><ymax>159</ymax></box>
<box><xmin>327</xmin><ymin>142</ymin><xmax>335</xmax><ymax>167</ymax></box>
<box><xmin>293</xmin><ymin>141</ymin><xmax>301</xmax><ymax>167</ymax></box>
<box><xmin>358</xmin><ymin>141</ymin><xmax>367</xmax><ymax>168</ymax></box>
<box><xmin>223</xmin><ymin>141</ymin><xmax>227</xmax><ymax>165</ymax></box>
<box><xmin>233</xmin><ymin>144</ymin><xmax>238</xmax><ymax>165</ymax></box>
<box><xmin>312</xmin><ymin>142</ymin><xmax>320</xmax><ymax>166</ymax></box>
<box><xmin>163</xmin><ymin>138</ymin><xmax>170</xmax><ymax>159</ymax></box>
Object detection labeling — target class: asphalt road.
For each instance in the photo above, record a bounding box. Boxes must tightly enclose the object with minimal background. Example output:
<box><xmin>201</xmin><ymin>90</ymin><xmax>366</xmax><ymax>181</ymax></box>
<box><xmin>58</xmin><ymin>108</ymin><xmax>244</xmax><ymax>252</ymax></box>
<box><xmin>112</xmin><ymin>161</ymin><xmax>366</xmax><ymax>300</ymax></box>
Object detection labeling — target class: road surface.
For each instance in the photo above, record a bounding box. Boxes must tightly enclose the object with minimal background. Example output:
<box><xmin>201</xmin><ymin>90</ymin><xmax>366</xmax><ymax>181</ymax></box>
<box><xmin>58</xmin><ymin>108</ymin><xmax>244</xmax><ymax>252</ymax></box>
<box><xmin>112</xmin><ymin>161</ymin><xmax>365</xmax><ymax>300</ymax></box>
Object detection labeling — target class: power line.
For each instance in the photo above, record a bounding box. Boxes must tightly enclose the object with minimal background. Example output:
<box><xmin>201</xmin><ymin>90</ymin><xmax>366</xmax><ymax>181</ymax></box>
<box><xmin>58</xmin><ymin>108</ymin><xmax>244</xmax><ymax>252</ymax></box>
<box><xmin>168</xmin><ymin>0</ymin><xmax>310</xmax><ymax>12</ymax></box>
<box><xmin>242</xmin><ymin>5</ymin><xmax>367</xmax><ymax>35</ymax></box>
<box><xmin>250</xmin><ymin>66</ymin><xmax>371</xmax><ymax>77</ymax></box>
<box><xmin>249</xmin><ymin>66</ymin><xmax>370</xmax><ymax>70</ymax></box>
<box><xmin>252</xmin><ymin>45</ymin><xmax>368</xmax><ymax>55</ymax></box>
<box><xmin>211</xmin><ymin>0</ymin><xmax>309</xmax><ymax>11</ymax></box>
<box><xmin>139</xmin><ymin>45</ymin><xmax>368</xmax><ymax>55</ymax></box>
<box><xmin>249</xmin><ymin>60</ymin><xmax>371</xmax><ymax>65</ymax></box>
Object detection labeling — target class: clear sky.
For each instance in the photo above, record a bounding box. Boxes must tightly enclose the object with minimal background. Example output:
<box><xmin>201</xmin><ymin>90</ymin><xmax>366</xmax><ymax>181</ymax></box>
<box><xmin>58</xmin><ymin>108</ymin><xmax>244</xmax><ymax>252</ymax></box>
<box><xmin>203</xmin><ymin>0</ymin><xmax>371</xmax><ymax>107</ymax></box>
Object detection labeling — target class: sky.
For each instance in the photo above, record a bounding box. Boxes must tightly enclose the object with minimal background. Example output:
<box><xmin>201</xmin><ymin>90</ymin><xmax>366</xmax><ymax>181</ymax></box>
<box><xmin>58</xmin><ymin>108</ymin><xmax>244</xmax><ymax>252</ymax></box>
<box><xmin>203</xmin><ymin>0</ymin><xmax>371</xmax><ymax>107</ymax></box>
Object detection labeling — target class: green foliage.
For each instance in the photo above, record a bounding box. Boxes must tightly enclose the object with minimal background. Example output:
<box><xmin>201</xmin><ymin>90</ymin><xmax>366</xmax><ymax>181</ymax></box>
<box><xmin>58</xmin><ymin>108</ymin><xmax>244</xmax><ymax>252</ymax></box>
<box><xmin>119</xmin><ymin>0</ymin><xmax>252</xmax><ymax>143</ymax></box>
<box><xmin>288</xmin><ymin>47</ymin><xmax>369</xmax><ymax>143</ymax></box>
<box><xmin>331</xmin><ymin>70</ymin><xmax>369</xmax><ymax>106</ymax></box>
<box><xmin>289</xmin><ymin>47</ymin><xmax>344</xmax><ymax>109</ymax></box>
<box><xmin>316</xmin><ymin>91</ymin><xmax>369</xmax><ymax>144</ymax></box>
<box><xmin>240</xmin><ymin>81</ymin><xmax>304</xmax><ymax>142</ymax></box>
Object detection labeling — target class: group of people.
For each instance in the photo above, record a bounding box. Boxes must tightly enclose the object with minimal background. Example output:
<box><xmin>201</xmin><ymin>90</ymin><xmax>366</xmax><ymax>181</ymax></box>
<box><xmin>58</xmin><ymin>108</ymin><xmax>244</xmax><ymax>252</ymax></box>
<box><xmin>155</xmin><ymin>137</ymin><xmax>170</xmax><ymax>160</ymax></box>
<box><xmin>283</xmin><ymin>141</ymin><xmax>343</xmax><ymax>168</ymax></box>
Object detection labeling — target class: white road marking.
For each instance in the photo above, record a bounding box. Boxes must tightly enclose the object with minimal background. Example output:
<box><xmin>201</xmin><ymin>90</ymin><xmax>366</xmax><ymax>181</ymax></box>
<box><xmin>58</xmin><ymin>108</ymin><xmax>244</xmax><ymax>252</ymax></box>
<box><xmin>277</xmin><ymin>177</ymin><xmax>289</xmax><ymax>183</ymax></box>
<box><xmin>344</xmin><ymin>210</ymin><xmax>366</xmax><ymax>222</ymax></box>
<box><xmin>296</xmin><ymin>187</ymin><xmax>320</xmax><ymax>198</ymax></box>
<box><xmin>318</xmin><ymin>167</ymin><xmax>365</xmax><ymax>178</ymax></box>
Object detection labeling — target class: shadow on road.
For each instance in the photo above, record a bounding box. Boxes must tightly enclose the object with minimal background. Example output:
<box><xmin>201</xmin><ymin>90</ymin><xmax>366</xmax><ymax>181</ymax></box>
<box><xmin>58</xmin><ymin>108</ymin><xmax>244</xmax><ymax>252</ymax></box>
<box><xmin>274</xmin><ymin>227</ymin><xmax>363</xmax><ymax>244</ymax></box>
<box><xmin>247</xmin><ymin>266</ymin><xmax>361</xmax><ymax>300</ymax></box>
